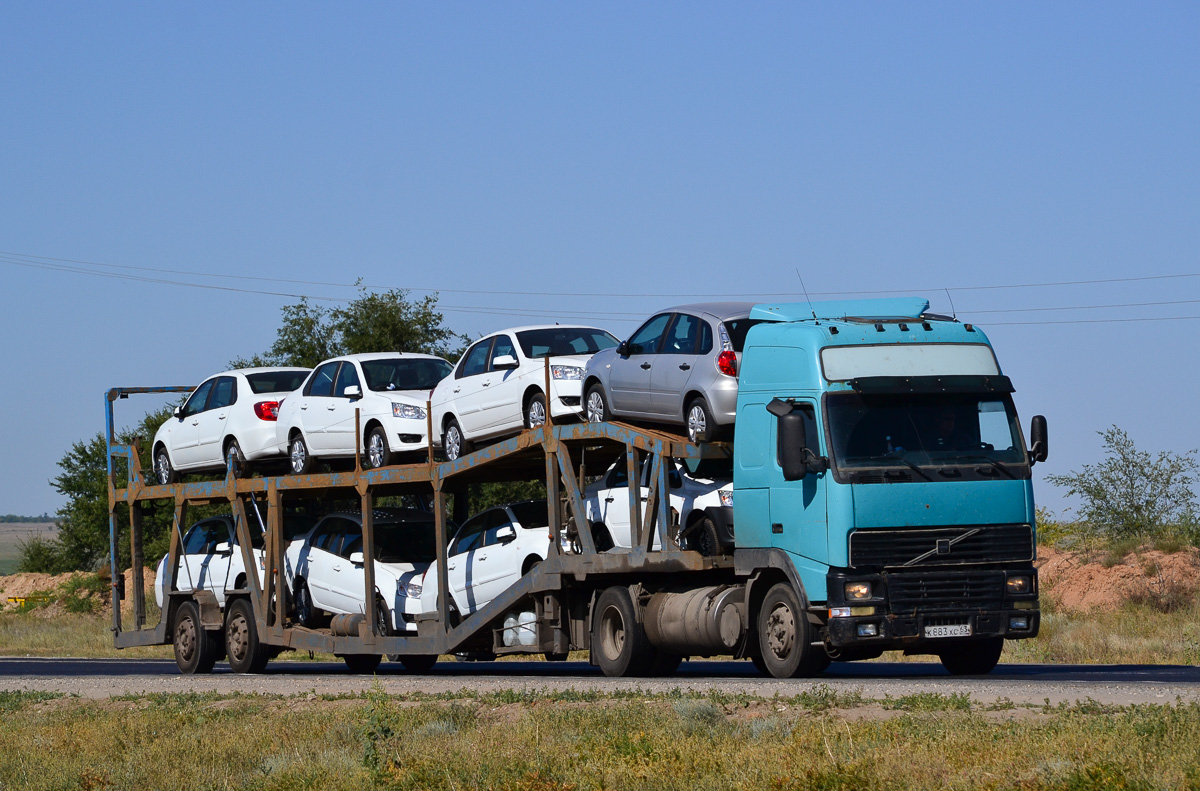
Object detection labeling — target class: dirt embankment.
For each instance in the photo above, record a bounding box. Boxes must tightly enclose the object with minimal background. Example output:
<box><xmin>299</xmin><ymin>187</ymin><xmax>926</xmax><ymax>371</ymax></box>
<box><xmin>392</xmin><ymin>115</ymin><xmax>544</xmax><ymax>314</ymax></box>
<box><xmin>0</xmin><ymin>568</ymin><xmax>157</xmax><ymax>617</ymax></box>
<box><xmin>1037</xmin><ymin>546</ymin><xmax>1200</xmax><ymax>612</ymax></box>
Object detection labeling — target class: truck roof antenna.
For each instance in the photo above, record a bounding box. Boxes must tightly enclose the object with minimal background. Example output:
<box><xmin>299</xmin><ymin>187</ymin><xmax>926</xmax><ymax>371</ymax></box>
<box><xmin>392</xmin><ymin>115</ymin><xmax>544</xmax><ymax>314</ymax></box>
<box><xmin>795</xmin><ymin>269</ymin><xmax>818</xmax><ymax>321</ymax></box>
<box><xmin>944</xmin><ymin>287</ymin><xmax>958</xmax><ymax>321</ymax></box>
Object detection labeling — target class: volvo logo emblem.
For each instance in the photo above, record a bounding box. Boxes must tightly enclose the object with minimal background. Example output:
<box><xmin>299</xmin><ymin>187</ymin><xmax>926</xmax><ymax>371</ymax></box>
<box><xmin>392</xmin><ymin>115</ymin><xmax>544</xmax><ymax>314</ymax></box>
<box><xmin>936</xmin><ymin>539</ymin><xmax>951</xmax><ymax>555</ymax></box>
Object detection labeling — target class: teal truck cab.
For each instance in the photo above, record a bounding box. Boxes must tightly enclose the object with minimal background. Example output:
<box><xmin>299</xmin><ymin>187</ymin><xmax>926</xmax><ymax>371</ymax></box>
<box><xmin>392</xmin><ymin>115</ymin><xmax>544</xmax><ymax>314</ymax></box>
<box><xmin>731</xmin><ymin>297</ymin><xmax>1046</xmax><ymax>676</ymax></box>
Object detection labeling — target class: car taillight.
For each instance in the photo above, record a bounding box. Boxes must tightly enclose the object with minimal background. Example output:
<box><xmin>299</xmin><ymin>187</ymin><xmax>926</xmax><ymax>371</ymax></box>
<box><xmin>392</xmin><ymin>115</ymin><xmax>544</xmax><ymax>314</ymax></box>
<box><xmin>716</xmin><ymin>350</ymin><xmax>738</xmax><ymax>377</ymax></box>
<box><xmin>254</xmin><ymin>401</ymin><xmax>280</xmax><ymax>421</ymax></box>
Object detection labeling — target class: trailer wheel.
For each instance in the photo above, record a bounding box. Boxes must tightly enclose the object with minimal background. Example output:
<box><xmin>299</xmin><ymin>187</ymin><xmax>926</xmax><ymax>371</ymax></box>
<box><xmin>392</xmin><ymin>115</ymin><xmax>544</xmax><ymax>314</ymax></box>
<box><xmin>939</xmin><ymin>637</ymin><xmax>1004</xmax><ymax>675</ymax></box>
<box><xmin>225</xmin><ymin>598</ymin><xmax>269</xmax><ymax>673</ymax></box>
<box><xmin>365</xmin><ymin>426</ymin><xmax>394</xmax><ymax>469</ymax></box>
<box><xmin>343</xmin><ymin>654</ymin><xmax>383</xmax><ymax>674</ymax></box>
<box><xmin>173</xmin><ymin>600</ymin><xmax>219</xmax><ymax>675</ymax></box>
<box><xmin>591</xmin><ymin>587</ymin><xmax>654</xmax><ymax>677</ymax></box>
<box><xmin>650</xmin><ymin>652</ymin><xmax>683</xmax><ymax>676</ymax></box>
<box><xmin>399</xmin><ymin>654</ymin><xmax>438</xmax><ymax>673</ymax></box>
<box><xmin>756</xmin><ymin>583</ymin><xmax>828</xmax><ymax>678</ymax></box>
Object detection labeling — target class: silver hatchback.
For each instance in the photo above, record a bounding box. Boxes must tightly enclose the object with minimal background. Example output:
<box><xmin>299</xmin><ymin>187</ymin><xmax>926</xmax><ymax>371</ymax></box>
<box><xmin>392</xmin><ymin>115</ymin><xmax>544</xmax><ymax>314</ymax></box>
<box><xmin>581</xmin><ymin>302</ymin><xmax>761</xmax><ymax>442</ymax></box>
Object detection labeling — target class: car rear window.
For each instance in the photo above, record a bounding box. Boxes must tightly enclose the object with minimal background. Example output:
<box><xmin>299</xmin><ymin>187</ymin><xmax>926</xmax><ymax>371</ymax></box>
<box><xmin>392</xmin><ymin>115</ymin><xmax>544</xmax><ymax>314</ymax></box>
<box><xmin>361</xmin><ymin>359</ymin><xmax>453</xmax><ymax>391</ymax></box>
<box><xmin>516</xmin><ymin>328</ymin><xmax>618</xmax><ymax>359</ymax></box>
<box><xmin>246</xmin><ymin>371</ymin><xmax>309</xmax><ymax>394</ymax></box>
<box><xmin>722</xmin><ymin>318</ymin><xmax>764</xmax><ymax>352</ymax></box>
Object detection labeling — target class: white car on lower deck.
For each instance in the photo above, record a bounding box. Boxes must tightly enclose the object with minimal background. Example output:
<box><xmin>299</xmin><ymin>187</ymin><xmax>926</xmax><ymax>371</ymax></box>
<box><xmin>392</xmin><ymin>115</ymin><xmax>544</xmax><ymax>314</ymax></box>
<box><xmin>275</xmin><ymin>353</ymin><xmax>453</xmax><ymax>473</ymax></box>
<box><xmin>430</xmin><ymin>325</ymin><xmax>618</xmax><ymax>460</ymax></box>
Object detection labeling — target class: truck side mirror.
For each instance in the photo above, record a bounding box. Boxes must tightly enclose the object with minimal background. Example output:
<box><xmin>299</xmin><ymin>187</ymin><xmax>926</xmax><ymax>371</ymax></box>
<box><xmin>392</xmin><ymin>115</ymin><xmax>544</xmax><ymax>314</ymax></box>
<box><xmin>1029</xmin><ymin>415</ymin><xmax>1048</xmax><ymax>464</ymax></box>
<box><xmin>779</xmin><ymin>412</ymin><xmax>809</xmax><ymax>481</ymax></box>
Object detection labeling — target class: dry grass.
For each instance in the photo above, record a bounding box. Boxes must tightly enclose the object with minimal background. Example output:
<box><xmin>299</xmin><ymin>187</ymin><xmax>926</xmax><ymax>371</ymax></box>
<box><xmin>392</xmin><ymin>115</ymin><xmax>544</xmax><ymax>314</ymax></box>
<box><xmin>0</xmin><ymin>522</ymin><xmax>58</xmax><ymax>575</ymax></box>
<box><xmin>1</xmin><ymin>687</ymin><xmax>1200</xmax><ymax>790</ymax></box>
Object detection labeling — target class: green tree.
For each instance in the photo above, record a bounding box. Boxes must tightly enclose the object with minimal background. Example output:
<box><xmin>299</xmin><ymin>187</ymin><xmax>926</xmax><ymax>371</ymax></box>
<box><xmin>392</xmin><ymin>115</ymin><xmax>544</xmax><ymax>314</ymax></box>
<box><xmin>1046</xmin><ymin>425</ymin><xmax>1199</xmax><ymax>541</ymax></box>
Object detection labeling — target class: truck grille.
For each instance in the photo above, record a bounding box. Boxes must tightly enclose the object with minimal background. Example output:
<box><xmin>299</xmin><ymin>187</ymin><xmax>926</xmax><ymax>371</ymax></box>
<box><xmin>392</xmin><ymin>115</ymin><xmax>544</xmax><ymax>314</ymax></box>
<box><xmin>887</xmin><ymin>570</ymin><xmax>1004</xmax><ymax>613</ymax></box>
<box><xmin>849</xmin><ymin>524</ymin><xmax>1033</xmax><ymax>569</ymax></box>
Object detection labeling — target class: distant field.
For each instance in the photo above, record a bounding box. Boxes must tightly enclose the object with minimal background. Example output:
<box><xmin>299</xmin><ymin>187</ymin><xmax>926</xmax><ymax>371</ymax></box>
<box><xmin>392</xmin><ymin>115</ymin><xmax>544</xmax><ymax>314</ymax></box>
<box><xmin>0</xmin><ymin>523</ymin><xmax>58</xmax><ymax>575</ymax></box>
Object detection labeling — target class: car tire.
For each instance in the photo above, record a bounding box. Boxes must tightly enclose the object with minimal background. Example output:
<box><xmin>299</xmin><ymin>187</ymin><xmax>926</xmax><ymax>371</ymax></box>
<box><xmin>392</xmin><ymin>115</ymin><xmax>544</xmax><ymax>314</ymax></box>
<box><xmin>585</xmin><ymin>384</ymin><xmax>609</xmax><ymax>424</ymax></box>
<box><xmin>685</xmin><ymin>516</ymin><xmax>722</xmax><ymax>557</ymax></box>
<box><xmin>939</xmin><ymin>637</ymin><xmax>1004</xmax><ymax>675</ymax></box>
<box><xmin>591</xmin><ymin>586</ymin><xmax>655</xmax><ymax>677</ymax></box>
<box><xmin>343</xmin><ymin>653</ymin><xmax>383</xmax><ymax>674</ymax></box>
<box><xmin>524</xmin><ymin>392</ymin><xmax>548</xmax><ymax>429</ymax></box>
<box><xmin>225</xmin><ymin>598</ymin><xmax>269</xmax><ymax>674</ymax></box>
<box><xmin>294</xmin><ymin>581</ymin><xmax>316</xmax><ymax>628</ymax></box>
<box><xmin>225</xmin><ymin>439</ymin><xmax>247</xmax><ymax>479</ymax></box>
<box><xmin>756</xmin><ymin>583</ymin><xmax>829</xmax><ymax>679</ymax></box>
<box><xmin>443</xmin><ymin>418</ymin><xmax>471</xmax><ymax>461</ymax></box>
<box><xmin>288</xmin><ymin>433</ymin><xmax>313</xmax><ymax>475</ymax></box>
<box><xmin>685</xmin><ymin>397</ymin><xmax>716</xmax><ymax>443</ymax></box>
<box><xmin>365</xmin><ymin>426</ymin><xmax>394</xmax><ymax>470</ymax></box>
<box><xmin>154</xmin><ymin>446</ymin><xmax>177</xmax><ymax>486</ymax></box>
<box><xmin>172</xmin><ymin>600</ymin><xmax>219</xmax><ymax>675</ymax></box>
<box><xmin>399</xmin><ymin>654</ymin><xmax>438</xmax><ymax>673</ymax></box>
<box><xmin>373</xmin><ymin>594</ymin><xmax>393</xmax><ymax>637</ymax></box>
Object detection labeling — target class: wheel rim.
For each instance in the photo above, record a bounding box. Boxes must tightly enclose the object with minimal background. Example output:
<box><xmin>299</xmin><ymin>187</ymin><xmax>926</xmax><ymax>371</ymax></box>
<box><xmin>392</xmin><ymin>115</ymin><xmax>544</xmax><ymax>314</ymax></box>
<box><xmin>290</xmin><ymin>438</ymin><xmax>306</xmax><ymax>473</ymax></box>
<box><xmin>228</xmin><ymin>611</ymin><xmax>250</xmax><ymax>664</ymax></box>
<box><xmin>764</xmin><ymin>602</ymin><xmax>795</xmax><ymax>661</ymax></box>
<box><xmin>445</xmin><ymin>425</ymin><xmax>461</xmax><ymax>460</ymax></box>
<box><xmin>600</xmin><ymin>605</ymin><xmax>625</xmax><ymax>661</ymax></box>
<box><xmin>586</xmin><ymin>391</ymin><xmax>605</xmax><ymax>423</ymax></box>
<box><xmin>175</xmin><ymin>616</ymin><xmax>197</xmax><ymax>662</ymax></box>
<box><xmin>687</xmin><ymin>405</ymin><xmax>706</xmax><ymax>442</ymax></box>
<box><xmin>226</xmin><ymin>446</ymin><xmax>240</xmax><ymax>475</ymax></box>
<box><xmin>156</xmin><ymin>452</ymin><xmax>170</xmax><ymax>484</ymax></box>
<box><xmin>367</xmin><ymin>432</ymin><xmax>386</xmax><ymax>468</ymax></box>
<box><xmin>527</xmin><ymin>399</ymin><xmax>546</xmax><ymax>428</ymax></box>
<box><xmin>296</xmin><ymin>587</ymin><xmax>310</xmax><ymax>624</ymax></box>
<box><xmin>375</xmin><ymin>600</ymin><xmax>388</xmax><ymax>635</ymax></box>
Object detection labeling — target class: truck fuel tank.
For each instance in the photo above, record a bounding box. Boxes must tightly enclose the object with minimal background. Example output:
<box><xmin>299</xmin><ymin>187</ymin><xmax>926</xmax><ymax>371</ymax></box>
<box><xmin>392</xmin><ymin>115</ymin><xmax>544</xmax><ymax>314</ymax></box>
<box><xmin>643</xmin><ymin>585</ymin><xmax>745</xmax><ymax>655</ymax></box>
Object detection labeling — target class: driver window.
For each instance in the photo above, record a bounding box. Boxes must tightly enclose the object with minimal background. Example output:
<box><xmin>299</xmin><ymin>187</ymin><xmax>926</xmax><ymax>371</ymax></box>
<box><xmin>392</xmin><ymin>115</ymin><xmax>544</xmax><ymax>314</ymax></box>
<box><xmin>306</xmin><ymin>363</ymin><xmax>338</xmax><ymax>397</ymax></box>
<box><xmin>334</xmin><ymin>363</ymin><xmax>361</xmax><ymax>397</ymax></box>
<box><xmin>458</xmin><ymin>340</ymin><xmax>493</xmax><ymax>379</ymax></box>
<box><xmin>181</xmin><ymin>380</ymin><xmax>215</xmax><ymax>418</ymax></box>
<box><xmin>451</xmin><ymin>515</ymin><xmax>487</xmax><ymax>555</ymax></box>
<box><xmin>182</xmin><ymin>524</ymin><xmax>208</xmax><ymax>554</ymax></box>
<box><xmin>626</xmin><ymin>314</ymin><xmax>672</xmax><ymax>355</ymax></box>
<box><xmin>483</xmin><ymin>510</ymin><xmax>513</xmax><ymax>546</ymax></box>
<box><xmin>663</xmin><ymin>314</ymin><xmax>699</xmax><ymax>355</ymax></box>
<box><xmin>491</xmin><ymin>336</ymin><xmax>517</xmax><ymax>368</ymax></box>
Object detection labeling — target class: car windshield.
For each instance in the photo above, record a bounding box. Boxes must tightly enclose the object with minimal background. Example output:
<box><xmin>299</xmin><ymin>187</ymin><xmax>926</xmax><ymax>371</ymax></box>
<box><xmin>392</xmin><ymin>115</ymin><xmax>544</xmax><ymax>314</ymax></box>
<box><xmin>374</xmin><ymin>519</ymin><xmax>438</xmax><ymax>564</ymax></box>
<box><xmin>246</xmin><ymin>370</ymin><xmax>309</xmax><ymax>394</ymax></box>
<box><xmin>516</xmin><ymin>328</ymin><xmax>618</xmax><ymax>359</ymax></box>
<box><xmin>508</xmin><ymin>501</ymin><xmax>550</xmax><ymax>529</ymax></box>
<box><xmin>826</xmin><ymin>391</ymin><xmax>1027</xmax><ymax>470</ymax></box>
<box><xmin>360</xmin><ymin>359</ymin><xmax>453</xmax><ymax>391</ymax></box>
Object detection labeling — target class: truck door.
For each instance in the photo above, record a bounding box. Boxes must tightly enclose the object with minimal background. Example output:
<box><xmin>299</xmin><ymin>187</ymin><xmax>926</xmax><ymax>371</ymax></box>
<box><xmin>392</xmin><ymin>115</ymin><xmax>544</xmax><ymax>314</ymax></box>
<box><xmin>768</xmin><ymin>402</ymin><xmax>829</xmax><ymax>563</ymax></box>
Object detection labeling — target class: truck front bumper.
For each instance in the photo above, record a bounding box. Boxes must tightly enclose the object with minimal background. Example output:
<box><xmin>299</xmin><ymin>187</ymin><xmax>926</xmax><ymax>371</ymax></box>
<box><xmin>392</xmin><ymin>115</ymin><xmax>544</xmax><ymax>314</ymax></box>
<box><xmin>823</xmin><ymin>567</ymin><xmax>1040</xmax><ymax>651</ymax></box>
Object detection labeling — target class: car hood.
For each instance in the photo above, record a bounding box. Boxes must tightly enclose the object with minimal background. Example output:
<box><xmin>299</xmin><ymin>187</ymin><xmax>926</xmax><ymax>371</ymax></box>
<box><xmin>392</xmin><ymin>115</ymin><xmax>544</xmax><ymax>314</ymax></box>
<box><xmin>376</xmin><ymin>560</ymin><xmax>432</xmax><ymax>586</ymax></box>
<box><xmin>369</xmin><ymin>389</ymin><xmax>431</xmax><ymax>406</ymax></box>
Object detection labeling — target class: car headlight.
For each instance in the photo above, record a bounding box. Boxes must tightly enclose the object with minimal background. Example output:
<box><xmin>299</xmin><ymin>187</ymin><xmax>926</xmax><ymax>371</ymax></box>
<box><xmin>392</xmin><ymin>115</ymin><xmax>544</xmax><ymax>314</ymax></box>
<box><xmin>405</xmin><ymin>581</ymin><xmax>422</xmax><ymax>598</ymax></box>
<box><xmin>844</xmin><ymin>581</ymin><xmax>873</xmax><ymax>600</ymax></box>
<box><xmin>718</xmin><ymin>489</ymin><xmax>733</xmax><ymax>507</ymax></box>
<box><xmin>551</xmin><ymin>365</ymin><xmax>584</xmax><ymax>380</ymax></box>
<box><xmin>1006</xmin><ymin>575</ymin><xmax>1032</xmax><ymax>595</ymax></box>
<box><xmin>392</xmin><ymin>402</ymin><xmax>427</xmax><ymax>420</ymax></box>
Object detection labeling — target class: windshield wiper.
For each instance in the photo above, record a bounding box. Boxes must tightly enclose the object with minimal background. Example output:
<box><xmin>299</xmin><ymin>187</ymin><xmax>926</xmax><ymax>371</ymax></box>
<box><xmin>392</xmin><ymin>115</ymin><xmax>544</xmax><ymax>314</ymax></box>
<box><xmin>880</xmin><ymin>451</ymin><xmax>933</xmax><ymax>481</ymax></box>
<box><xmin>949</xmin><ymin>454</ymin><xmax>1016</xmax><ymax>479</ymax></box>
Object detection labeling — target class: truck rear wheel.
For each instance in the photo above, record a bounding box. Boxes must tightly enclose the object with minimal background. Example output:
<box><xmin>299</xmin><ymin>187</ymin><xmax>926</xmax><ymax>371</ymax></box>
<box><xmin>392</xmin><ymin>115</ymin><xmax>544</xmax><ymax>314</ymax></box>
<box><xmin>173</xmin><ymin>600</ymin><xmax>220</xmax><ymax>675</ymax></box>
<box><xmin>225</xmin><ymin>598</ymin><xmax>269</xmax><ymax>674</ymax></box>
<box><xmin>756</xmin><ymin>583</ymin><xmax>829</xmax><ymax>678</ymax></box>
<box><xmin>399</xmin><ymin>654</ymin><xmax>438</xmax><ymax>673</ymax></box>
<box><xmin>343</xmin><ymin>654</ymin><xmax>383</xmax><ymax>674</ymax></box>
<box><xmin>939</xmin><ymin>637</ymin><xmax>1003</xmax><ymax>675</ymax></box>
<box><xmin>591</xmin><ymin>587</ymin><xmax>655</xmax><ymax>677</ymax></box>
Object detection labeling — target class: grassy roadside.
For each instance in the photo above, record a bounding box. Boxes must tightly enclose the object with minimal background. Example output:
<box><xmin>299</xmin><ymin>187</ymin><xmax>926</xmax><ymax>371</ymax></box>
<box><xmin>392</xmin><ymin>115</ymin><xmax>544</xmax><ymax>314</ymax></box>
<box><xmin>2</xmin><ymin>687</ymin><xmax>1199</xmax><ymax>790</ymax></box>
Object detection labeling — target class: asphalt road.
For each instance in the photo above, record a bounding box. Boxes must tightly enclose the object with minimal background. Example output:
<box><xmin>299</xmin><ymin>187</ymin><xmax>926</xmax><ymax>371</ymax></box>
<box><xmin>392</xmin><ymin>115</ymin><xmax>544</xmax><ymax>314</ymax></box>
<box><xmin>4</xmin><ymin>657</ymin><xmax>1199</xmax><ymax>705</ymax></box>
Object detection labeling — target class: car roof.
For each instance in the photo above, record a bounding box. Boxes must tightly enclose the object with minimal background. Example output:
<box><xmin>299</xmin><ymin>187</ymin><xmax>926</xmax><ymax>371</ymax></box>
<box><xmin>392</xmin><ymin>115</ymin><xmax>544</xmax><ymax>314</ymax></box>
<box><xmin>316</xmin><ymin>508</ymin><xmax>436</xmax><ymax>526</ymax></box>
<box><xmin>322</xmin><ymin>352</ymin><xmax>449</xmax><ymax>363</ymax></box>
<box><xmin>196</xmin><ymin>366</ymin><xmax>311</xmax><ymax>381</ymax></box>
<box><xmin>654</xmin><ymin>302</ymin><xmax>758</xmax><ymax>321</ymax></box>
<box><xmin>475</xmin><ymin>324</ymin><xmax>611</xmax><ymax>337</ymax></box>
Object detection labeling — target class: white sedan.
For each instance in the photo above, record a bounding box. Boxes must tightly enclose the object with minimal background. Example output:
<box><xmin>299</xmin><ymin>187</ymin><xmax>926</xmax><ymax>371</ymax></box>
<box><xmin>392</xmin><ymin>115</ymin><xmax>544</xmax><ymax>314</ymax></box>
<box><xmin>584</xmin><ymin>459</ymin><xmax>734</xmax><ymax>556</ymax></box>
<box><xmin>430</xmin><ymin>325</ymin><xmax>618</xmax><ymax>460</ymax></box>
<box><xmin>154</xmin><ymin>515</ymin><xmax>264</xmax><ymax>608</ymax></box>
<box><xmin>419</xmin><ymin>500</ymin><xmax>554</xmax><ymax>618</ymax></box>
<box><xmin>275</xmin><ymin>353</ymin><xmax>453</xmax><ymax>473</ymax></box>
<box><xmin>153</xmin><ymin>367</ymin><xmax>311</xmax><ymax>484</ymax></box>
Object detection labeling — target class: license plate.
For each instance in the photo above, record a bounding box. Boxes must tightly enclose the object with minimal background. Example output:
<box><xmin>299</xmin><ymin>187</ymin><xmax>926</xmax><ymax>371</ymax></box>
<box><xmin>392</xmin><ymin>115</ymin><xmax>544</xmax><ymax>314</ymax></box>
<box><xmin>924</xmin><ymin>623</ymin><xmax>971</xmax><ymax>639</ymax></box>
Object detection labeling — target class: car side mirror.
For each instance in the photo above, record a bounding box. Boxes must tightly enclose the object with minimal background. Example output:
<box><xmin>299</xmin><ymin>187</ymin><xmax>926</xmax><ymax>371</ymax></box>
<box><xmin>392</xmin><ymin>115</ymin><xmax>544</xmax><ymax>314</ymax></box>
<box><xmin>349</xmin><ymin>551</ymin><xmax>365</xmax><ymax>564</ymax></box>
<box><xmin>344</xmin><ymin>385</ymin><xmax>361</xmax><ymax>398</ymax></box>
<box><xmin>617</xmin><ymin>341</ymin><xmax>630</xmax><ymax>357</ymax></box>
<box><xmin>173</xmin><ymin>405</ymin><xmax>182</xmax><ymax>418</ymax></box>
<box><xmin>1029</xmin><ymin>415</ymin><xmax>1048</xmax><ymax>464</ymax></box>
<box><xmin>214</xmin><ymin>541</ymin><xmax>232</xmax><ymax>555</ymax></box>
<box><xmin>497</xmin><ymin>525</ymin><xmax>517</xmax><ymax>543</ymax></box>
<box><xmin>492</xmin><ymin>354</ymin><xmax>519</xmax><ymax>370</ymax></box>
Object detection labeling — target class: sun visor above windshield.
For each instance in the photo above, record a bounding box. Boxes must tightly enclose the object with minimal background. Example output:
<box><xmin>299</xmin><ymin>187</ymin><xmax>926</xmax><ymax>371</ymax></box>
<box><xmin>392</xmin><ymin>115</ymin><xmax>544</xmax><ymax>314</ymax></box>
<box><xmin>750</xmin><ymin>297</ymin><xmax>930</xmax><ymax>323</ymax></box>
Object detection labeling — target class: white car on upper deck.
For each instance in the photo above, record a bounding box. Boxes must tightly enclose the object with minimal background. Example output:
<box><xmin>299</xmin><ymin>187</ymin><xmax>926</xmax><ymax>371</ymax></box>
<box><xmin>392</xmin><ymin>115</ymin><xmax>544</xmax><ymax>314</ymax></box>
<box><xmin>275</xmin><ymin>352</ymin><xmax>453</xmax><ymax>473</ymax></box>
<box><xmin>430</xmin><ymin>325</ymin><xmax>618</xmax><ymax>460</ymax></box>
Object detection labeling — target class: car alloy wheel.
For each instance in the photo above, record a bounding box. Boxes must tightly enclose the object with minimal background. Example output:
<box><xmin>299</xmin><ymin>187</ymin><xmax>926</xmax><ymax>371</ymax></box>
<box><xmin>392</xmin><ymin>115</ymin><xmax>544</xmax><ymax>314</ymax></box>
<box><xmin>367</xmin><ymin>430</ymin><xmax>387</xmax><ymax>469</ymax></box>
<box><xmin>526</xmin><ymin>395</ymin><xmax>547</xmax><ymax>429</ymax></box>
<box><xmin>586</xmin><ymin>388</ymin><xmax>607</xmax><ymax>423</ymax></box>
<box><xmin>444</xmin><ymin>422</ymin><xmax>463</xmax><ymax>461</ymax></box>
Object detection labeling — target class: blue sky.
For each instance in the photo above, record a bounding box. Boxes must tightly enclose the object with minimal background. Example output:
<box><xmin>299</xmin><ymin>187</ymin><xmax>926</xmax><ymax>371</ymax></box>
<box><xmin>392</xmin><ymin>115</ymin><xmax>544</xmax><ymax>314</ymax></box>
<box><xmin>1</xmin><ymin>3</ymin><xmax>1197</xmax><ymax>517</ymax></box>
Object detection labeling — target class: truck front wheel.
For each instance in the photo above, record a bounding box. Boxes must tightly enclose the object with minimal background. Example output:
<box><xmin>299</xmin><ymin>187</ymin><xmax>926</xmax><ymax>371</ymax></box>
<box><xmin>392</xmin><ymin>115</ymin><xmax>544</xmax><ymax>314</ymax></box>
<box><xmin>939</xmin><ymin>637</ymin><xmax>1003</xmax><ymax>675</ymax></box>
<box><xmin>591</xmin><ymin>587</ymin><xmax>654</xmax><ymax>677</ymax></box>
<box><xmin>756</xmin><ymin>583</ymin><xmax>829</xmax><ymax>678</ymax></box>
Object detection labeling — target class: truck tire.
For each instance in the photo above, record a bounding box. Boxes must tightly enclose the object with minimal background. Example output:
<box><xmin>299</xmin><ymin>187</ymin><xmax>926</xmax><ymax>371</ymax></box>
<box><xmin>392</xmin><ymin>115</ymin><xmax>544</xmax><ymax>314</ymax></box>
<box><xmin>343</xmin><ymin>654</ymin><xmax>383</xmax><ymax>674</ymax></box>
<box><xmin>173</xmin><ymin>600</ymin><xmax>219</xmax><ymax>675</ymax></box>
<box><xmin>756</xmin><ymin>583</ymin><xmax>829</xmax><ymax>678</ymax></box>
<box><xmin>400</xmin><ymin>654</ymin><xmax>438</xmax><ymax>673</ymax></box>
<box><xmin>939</xmin><ymin>637</ymin><xmax>1003</xmax><ymax>675</ymax></box>
<box><xmin>591</xmin><ymin>586</ymin><xmax>655</xmax><ymax>677</ymax></box>
<box><xmin>225</xmin><ymin>598</ymin><xmax>269</xmax><ymax>674</ymax></box>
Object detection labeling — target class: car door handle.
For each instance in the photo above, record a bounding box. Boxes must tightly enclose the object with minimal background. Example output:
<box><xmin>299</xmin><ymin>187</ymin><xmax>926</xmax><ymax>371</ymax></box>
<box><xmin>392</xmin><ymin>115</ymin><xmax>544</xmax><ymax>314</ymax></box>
<box><xmin>453</xmin><ymin>387</ymin><xmax>461</xmax><ymax>393</ymax></box>
<box><xmin>478</xmin><ymin>554</ymin><xmax>487</xmax><ymax>561</ymax></box>
<box><xmin>482</xmin><ymin>382</ymin><xmax>490</xmax><ymax>387</ymax></box>
<box><xmin>327</xmin><ymin>404</ymin><xmax>336</xmax><ymax>410</ymax></box>
<box><xmin>300</xmin><ymin>405</ymin><xmax>308</xmax><ymax>410</ymax></box>
<box><xmin>604</xmin><ymin>497</ymin><xmax>614</xmax><ymax>503</ymax></box>
<box><xmin>218</xmin><ymin>414</ymin><xmax>227</xmax><ymax>419</ymax></box>
<box><xmin>678</xmin><ymin>363</ymin><xmax>691</xmax><ymax>371</ymax></box>
<box><xmin>640</xmin><ymin>362</ymin><xmax>652</xmax><ymax>370</ymax></box>
<box><xmin>448</xmin><ymin>563</ymin><xmax>456</xmax><ymax>571</ymax></box>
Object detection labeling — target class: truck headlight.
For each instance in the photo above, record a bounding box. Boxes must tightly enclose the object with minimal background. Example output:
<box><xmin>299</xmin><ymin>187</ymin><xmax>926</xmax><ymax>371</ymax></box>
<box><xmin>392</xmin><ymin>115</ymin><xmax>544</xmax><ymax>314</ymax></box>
<box><xmin>718</xmin><ymin>489</ymin><xmax>733</xmax><ymax>507</ymax></box>
<box><xmin>1006</xmin><ymin>575</ymin><xmax>1032</xmax><ymax>595</ymax></box>
<box><xmin>392</xmin><ymin>403</ymin><xmax>427</xmax><ymax>420</ymax></box>
<box><xmin>551</xmin><ymin>365</ymin><xmax>583</xmax><ymax>380</ymax></box>
<box><xmin>844</xmin><ymin>581</ymin><xmax>873</xmax><ymax>601</ymax></box>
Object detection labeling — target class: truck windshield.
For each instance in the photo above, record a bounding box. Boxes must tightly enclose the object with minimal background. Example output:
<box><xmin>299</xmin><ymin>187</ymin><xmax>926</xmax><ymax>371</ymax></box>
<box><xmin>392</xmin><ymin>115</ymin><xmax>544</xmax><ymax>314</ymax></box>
<box><xmin>826</xmin><ymin>391</ymin><xmax>1026</xmax><ymax>472</ymax></box>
